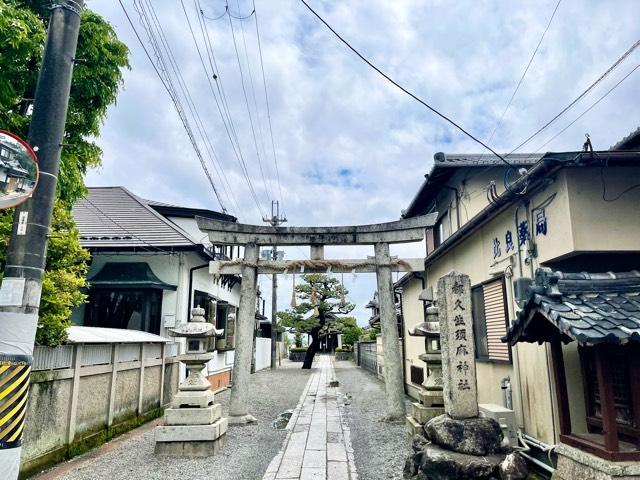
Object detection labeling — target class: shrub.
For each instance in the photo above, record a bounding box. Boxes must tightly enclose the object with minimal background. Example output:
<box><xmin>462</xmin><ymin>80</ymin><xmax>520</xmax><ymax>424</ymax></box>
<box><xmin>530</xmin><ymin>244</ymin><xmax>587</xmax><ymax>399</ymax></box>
<box><xmin>290</xmin><ymin>347</ymin><xmax>308</xmax><ymax>352</ymax></box>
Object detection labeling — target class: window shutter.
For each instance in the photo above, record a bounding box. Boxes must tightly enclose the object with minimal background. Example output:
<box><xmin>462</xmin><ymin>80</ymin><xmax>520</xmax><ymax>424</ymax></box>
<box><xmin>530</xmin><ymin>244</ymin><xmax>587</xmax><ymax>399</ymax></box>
<box><xmin>483</xmin><ymin>280</ymin><xmax>510</xmax><ymax>362</ymax></box>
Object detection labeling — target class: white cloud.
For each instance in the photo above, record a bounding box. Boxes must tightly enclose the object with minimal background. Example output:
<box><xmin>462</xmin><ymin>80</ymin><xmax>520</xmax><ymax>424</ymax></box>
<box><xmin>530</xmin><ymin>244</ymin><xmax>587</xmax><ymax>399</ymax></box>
<box><xmin>87</xmin><ymin>0</ymin><xmax>640</xmax><ymax>324</ymax></box>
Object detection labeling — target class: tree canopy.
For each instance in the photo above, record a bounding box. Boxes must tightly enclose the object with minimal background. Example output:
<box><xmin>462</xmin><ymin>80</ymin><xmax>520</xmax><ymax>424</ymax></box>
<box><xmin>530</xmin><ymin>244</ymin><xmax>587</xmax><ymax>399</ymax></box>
<box><xmin>0</xmin><ymin>0</ymin><xmax>129</xmax><ymax>345</ymax></box>
<box><xmin>278</xmin><ymin>274</ymin><xmax>355</xmax><ymax>368</ymax></box>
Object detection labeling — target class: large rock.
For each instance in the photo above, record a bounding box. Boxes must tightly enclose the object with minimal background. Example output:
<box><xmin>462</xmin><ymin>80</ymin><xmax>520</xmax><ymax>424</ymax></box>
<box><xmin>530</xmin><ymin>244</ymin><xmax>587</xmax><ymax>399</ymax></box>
<box><xmin>404</xmin><ymin>443</ymin><xmax>506</xmax><ymax>480</ymax></box>
<box><xmin>424</xmin><ymin>414</ymin><xmax>503</xmax><ymax>456</ymax></box>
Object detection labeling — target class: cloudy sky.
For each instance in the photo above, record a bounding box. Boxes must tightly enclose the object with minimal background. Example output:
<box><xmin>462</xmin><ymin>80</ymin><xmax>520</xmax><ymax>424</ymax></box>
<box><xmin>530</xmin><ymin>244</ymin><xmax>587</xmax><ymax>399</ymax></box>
<box><xmin>87</xmin><ymin>0</ymin><xmax>640</xmax><ymax>325</ymax></box>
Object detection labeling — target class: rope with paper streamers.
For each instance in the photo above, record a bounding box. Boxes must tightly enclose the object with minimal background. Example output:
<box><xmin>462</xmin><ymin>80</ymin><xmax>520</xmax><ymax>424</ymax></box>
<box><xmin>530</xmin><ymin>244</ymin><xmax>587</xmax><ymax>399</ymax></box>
<box><xmin>210</xmin><ymin>258</ymin><xmax>412</xmax><ymax>278</ymax></box>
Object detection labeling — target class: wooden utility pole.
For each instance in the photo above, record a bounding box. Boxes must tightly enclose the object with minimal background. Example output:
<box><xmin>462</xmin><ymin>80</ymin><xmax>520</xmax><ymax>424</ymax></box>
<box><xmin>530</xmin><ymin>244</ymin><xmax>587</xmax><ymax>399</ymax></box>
<box><xmin>0</xmin><ymin>2</ymin><xmax>84</xmax><ymax>478</ymax></box>
<box><xmin>263</xmin><ymin>201</ymin><xmax>286</xmax><ymax>370</ymax></box>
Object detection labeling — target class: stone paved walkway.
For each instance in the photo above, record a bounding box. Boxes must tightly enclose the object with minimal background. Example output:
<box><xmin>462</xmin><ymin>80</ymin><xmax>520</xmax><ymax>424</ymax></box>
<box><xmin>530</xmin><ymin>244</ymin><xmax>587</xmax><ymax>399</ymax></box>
<box><xmin>263</xmin><ymin>355</ymin><xmax>357</xmax><ymax>480</ymax></box>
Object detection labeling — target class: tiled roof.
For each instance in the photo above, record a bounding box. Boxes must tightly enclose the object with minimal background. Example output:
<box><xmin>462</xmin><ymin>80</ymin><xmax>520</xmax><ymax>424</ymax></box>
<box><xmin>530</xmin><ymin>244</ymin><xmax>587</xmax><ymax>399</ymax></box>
<box><xmin>433</xmin><ymin>152</ymin><xmax>543</xmax><ymax>167</ymax></box>
<box><xmin>610</xmin><ymin>126</ymin><xmax>640</xmax><ymax>151</ymax></box>
<box><xmin>504</xmin><ymin>268</ymin><xmax>640</xmax><ymax>346</ymax></box>
<box><xmin>73</xmin><ymin>187</ymin><xmax>195</xmax><ymax>249</ymax></box>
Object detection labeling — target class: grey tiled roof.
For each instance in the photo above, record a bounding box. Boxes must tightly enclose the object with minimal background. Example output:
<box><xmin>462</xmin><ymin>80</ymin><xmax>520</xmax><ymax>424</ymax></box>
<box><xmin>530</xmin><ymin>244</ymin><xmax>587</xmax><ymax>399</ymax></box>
<box><xmin>433</xmin><ymin>152</ymin><xmax>543</xmax><ymax>167</ymax></box>
<box><xmin>73</xmin><ymin>187</ymin><xmax>195</xmax><ymax>249</ymax></box>
<box><xmin>504</xmin><ymin>268</ymin><xmax>640</xmax><ymax>346</ymax></box>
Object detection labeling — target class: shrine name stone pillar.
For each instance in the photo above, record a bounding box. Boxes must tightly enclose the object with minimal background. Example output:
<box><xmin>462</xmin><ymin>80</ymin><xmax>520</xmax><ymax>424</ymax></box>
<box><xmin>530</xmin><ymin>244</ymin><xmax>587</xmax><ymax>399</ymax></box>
<box><xmin>228</xmin><ymin>242</ymin><xmax>259</xmax><ymax>424</ymax></box>
<box><xmin>437</xmin><ymin>271</ymin><xmax>478</xmax><ymax>419</ymax></box>
<box><xmin>375</xmin><ymin>242</ymin><xmax>406</xmax><ymax>420</ymax></box>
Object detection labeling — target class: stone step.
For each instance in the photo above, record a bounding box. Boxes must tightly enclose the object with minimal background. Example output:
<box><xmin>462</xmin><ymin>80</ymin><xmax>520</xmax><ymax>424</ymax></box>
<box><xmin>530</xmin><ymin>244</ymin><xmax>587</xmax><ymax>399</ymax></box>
<box><xmin>164</xmin><ymin>404</ymin><xmax>222</xmax><ymax>426</ymax></box>
<box><xmin>405</xmin><ymin>415</ymin><xmax>422</xmax><ymax>437</ymax></box>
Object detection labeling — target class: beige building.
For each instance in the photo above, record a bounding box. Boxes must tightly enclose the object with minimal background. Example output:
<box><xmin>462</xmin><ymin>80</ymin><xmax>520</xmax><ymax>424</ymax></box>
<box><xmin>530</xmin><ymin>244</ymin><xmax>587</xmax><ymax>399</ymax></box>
<box><xmin>396</xmin><ymin>128</ymin><xmax>640</xmax><ymax>477</ymax></box>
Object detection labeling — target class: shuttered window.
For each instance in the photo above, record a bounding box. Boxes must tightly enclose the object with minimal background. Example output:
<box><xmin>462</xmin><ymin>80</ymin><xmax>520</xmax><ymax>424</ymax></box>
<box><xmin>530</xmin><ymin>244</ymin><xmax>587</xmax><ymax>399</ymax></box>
<box><xmin>482</xmin><ymin>280</ymin><xmax>511</xmax><ymax>362</ymax></box>
<box><xmin>471</xmin><ymin>279</ymin><xmax>511</xmax><ymax>363</ymax></box>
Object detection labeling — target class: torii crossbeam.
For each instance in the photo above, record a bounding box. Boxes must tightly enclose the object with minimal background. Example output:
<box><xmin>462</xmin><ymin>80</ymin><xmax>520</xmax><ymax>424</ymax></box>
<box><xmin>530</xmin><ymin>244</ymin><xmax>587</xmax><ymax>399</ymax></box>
<box><xmin>196</xmin><ymin>213</ymin><xmax>437</xmax><ymax>423</ymax></box>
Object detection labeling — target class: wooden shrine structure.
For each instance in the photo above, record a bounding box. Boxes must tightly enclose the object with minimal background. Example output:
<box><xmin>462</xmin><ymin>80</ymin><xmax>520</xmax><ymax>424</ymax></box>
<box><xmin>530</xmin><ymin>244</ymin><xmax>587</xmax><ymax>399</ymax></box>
<box><xmin>196</xmin><ymin>213</ymin><xmax>437</xmax><ymax>423</ymax></box>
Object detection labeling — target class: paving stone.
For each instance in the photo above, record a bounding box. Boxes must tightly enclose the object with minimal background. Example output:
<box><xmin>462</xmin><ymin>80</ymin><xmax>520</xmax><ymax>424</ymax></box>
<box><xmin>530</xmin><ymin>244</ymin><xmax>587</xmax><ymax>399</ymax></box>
<box><xmin>299</xmin><ymin>467</ymin><xmax>326</xmax><ymax>480</ymax></box>
<box><xmin>327</xmin><ymin>442</ymin><xmax>347</xmax><ymax>462</ymax></box>
<box><xmin>327</xmin><ymin>461</ymin><xmax>349</xmax><ymax>480</ymax></box>
<box><xmin>302</xmin><ymin>450</ymin><xmax>326</xmax><ymax>469</ymax></box>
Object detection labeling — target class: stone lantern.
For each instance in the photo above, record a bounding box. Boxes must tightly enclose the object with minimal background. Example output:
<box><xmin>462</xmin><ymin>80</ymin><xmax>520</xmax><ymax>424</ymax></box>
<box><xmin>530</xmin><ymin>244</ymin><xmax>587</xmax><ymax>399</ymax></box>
<box><xmin>155</xmin><ymin>307</ymin><xmax>228</xmax><ymax>456</ymax></box>
<box><xmin>406</xmin><ymin>289</ymin><xmax>445</xmax><ymax>435</ymax></box>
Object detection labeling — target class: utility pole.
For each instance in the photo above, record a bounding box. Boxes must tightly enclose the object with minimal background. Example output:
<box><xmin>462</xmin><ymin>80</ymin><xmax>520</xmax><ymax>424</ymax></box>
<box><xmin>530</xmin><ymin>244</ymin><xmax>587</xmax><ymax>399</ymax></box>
<box><xmin>263</xmin><ymin>201</ymin><xmax>286</xmax><ymax>369</ymax></box>
<box><xmin>0</xmin><ymin>2</ymin><xmax>84</xmax><ymax>478</ymax></box>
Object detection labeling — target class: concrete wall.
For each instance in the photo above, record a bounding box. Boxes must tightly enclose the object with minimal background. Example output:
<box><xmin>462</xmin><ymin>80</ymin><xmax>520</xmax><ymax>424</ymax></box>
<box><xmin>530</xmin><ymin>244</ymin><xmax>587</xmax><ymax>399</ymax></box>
<box><xmin>20</xmin><ymin>342</ymin><xmax>179</xmax><ymax>478</ymax></box>
<box><xmin>400</xmin><ymin>277</ymin><xmax>427</xmax><ymax>400</ymax></box>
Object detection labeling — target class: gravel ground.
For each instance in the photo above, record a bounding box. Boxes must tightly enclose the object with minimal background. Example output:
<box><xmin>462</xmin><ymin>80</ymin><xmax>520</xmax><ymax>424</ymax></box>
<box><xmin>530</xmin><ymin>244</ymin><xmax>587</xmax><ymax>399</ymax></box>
<box><xmin>333</xmin><ymin>360</ymin><xmax>412</xmax><ymax>480</ymax></box>
<box><xmin>52</xmin><ymin>360</ymin><xmax>311</xmax><ymax>480</ymax></box>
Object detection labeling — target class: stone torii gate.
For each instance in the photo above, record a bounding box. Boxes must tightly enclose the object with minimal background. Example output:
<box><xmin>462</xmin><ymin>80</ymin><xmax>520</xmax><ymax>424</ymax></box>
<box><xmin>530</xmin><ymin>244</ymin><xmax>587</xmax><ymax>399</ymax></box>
<box><xmin>196</xmin><ymin>214</ymin><xmax>437</xmax><ymax>423</ymax></box>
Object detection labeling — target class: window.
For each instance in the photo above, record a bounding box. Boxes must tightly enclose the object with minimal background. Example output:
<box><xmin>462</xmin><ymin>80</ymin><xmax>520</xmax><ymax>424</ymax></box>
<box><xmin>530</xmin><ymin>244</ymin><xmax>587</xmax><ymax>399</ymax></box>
<box><xmin>193</xmin><ymin>290</ymin><xmax>236</xmax><ymax>350</ymax></box>
<box><xmin>471</xmin><ymin>279</ymin><xmax>511</xmax><ymax>362</ymax></box>
<box><xmin>85</xmin><ymin>289</ymin><xmax>162</xmax><ymax>334</ymax></box>
<box><xmin>581</xmin><ymin>345</ymin><xmax>639</xmax><ymax>443</ymax></box>
<box><xmin>435</xmin><ymin>211</ymin><xmax>451</xmax><ymax>247</ymax></box>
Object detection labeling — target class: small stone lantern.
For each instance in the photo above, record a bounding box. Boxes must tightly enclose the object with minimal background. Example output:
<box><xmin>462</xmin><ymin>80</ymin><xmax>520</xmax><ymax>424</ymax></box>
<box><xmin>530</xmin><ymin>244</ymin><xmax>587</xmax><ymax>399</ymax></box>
<box><xmin>155</xmin><ymin>307</ymin><xmax>228</xmax><ymax>456</ymax></box>
<box><xmin>406</xmin><ymin>290</ymin><xmax>445</xmax><ymax>434</ymax></box>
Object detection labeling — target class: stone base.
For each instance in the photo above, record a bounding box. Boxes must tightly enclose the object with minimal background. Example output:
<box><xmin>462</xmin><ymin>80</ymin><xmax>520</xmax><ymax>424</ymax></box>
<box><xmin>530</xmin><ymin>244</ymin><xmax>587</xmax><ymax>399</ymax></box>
<box><xmin>419</xmin><ymin>389</ymin><xmax>444</xmax><ymax>408</ymax></box>
<box><xmin>424</xmin><ymin>414</ymin><xmax>503</xmax><ymax>456</ymax></box>
<box><xmin>552</xmin><ymin>444</ymin><xmax>640</xmax><ymax>480</ymax></box>
<box><xmin>227</xmin><ymin>413</ymin><xmax>257</xmax><ymax>425</ymax></box>
<box><xmin>406</xmin><ymin>416</ymin><xmax>422</xmax><ymax>437</ymax></box>
<box><xmin>404</xmin><ymin>443</ymin><xmax>508</xmax><ymax>480</ymax></box>
<box><xmin>173</xmin><ymin>389</ymin><xmax>215</xmax><ymax>408</ymax></box>
<box><xmin>164</xmin><ymin>404</ymin><xmax>222</xmax><ymax>426</ymax></box>
<box><xmin>154</xmin><ymin>436</ymin><xmax>226</xmax><ymax>457</ymax></box>
<box><xmin>412</xmin><ymin>402</ymin><xmax>445</xmax><ymax>424</ymax></box>
<box><xmin>155</xmin><ymin>418</ymin><xmax>228</xmax><ymax>443</ymax></box>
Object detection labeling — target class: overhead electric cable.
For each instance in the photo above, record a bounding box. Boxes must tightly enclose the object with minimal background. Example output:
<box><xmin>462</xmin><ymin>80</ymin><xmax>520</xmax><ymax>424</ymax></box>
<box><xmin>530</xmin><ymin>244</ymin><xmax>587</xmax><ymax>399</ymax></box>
<box><xmin>140</xmin><ymin>0</ymin><xmax>239</xmax><ymax>214</ymax></box>
<box><xmin>298</xmin><ymin>0</ymin><xmax>514</xmax><ymax>167</ymax></box>
<box><xmin>178</xmin><ymin>0</ymin><xmax>267</xmax><ymax>217</ymax></box>
<box><xmin>234</xmin><ymin>0</ymin><xmax>275</xmax><ymax>199</ymax></box>
<box><xmin>507</xmin><ymin>38</ymin><xmax>640</xmax><ymax>155</ymax></box>
<box><xmin>533</xmin><ymin>62</ymin><xmax>640</xmax><ymax>152</ymax></box>
<box><xmin>194</xmin><ymin>0</ymin><xmax>267</xmax><ymax>218</ymax></box>
<box><xmin>226</xmin><ymin>0</ymin><xmax>275</xmax><ymax>204</ymax></box>
<box><xmin>118</xmin><ymin>0</ymin><xmax>230</xmax><ymax>213</ymax></box>
<box><xmin>253</xmin><ymin>0</ymin><xmax>286</xmax><ymax>212</ymax></box>
<box><xmin>484</xmin><ymin>0</ymin><xmax>562</xmax><ymax>150</ymax></box>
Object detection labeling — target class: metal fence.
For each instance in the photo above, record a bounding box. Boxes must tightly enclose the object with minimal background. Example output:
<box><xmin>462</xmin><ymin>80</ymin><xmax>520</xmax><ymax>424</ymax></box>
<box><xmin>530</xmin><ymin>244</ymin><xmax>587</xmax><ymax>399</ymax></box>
<box><xmin>358</xmin><ymin>341</ymin><xmax>378</xmax><ymax>376</ymax></box>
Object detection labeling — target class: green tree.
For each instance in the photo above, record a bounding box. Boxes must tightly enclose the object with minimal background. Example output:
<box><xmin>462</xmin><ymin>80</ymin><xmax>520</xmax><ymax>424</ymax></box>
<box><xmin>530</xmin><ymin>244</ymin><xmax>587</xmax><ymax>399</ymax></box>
<box><xmin>277</xmin><ymin>274</ymin><xmax>354</xmax><ymax>369</ymax></box>
<box><xmin>336</xmin><ymin>317</ymin><xmax>362</xmax><ymax>347</ymax></box>
<box><xmin>0</xmin><ymin>0</ymin><xmax>129</xmax><ymax>345</ymax></box>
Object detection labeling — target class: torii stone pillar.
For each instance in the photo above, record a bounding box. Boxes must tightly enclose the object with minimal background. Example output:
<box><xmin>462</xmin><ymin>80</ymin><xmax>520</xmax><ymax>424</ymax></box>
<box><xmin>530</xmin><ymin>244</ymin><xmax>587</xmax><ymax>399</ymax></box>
<box><xmin>375</xmin><ymin>242</ymin><xmax>406</xmax><ymax>420</ymax></box>
<box><xmin>228</xmin><ymin>243</ymin><xmax>259</xmax><ymax>424</ymax></box>
<box><xmin>196</xmin><ymin>214</ymin><xmax>437</xmax><ymax>422</ymax></box>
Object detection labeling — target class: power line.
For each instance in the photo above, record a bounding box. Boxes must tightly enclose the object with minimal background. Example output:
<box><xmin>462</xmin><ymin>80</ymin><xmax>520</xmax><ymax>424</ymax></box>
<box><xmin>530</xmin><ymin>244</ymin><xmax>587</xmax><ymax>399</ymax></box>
<box><xmin>298</xmin><ymin>0</ymin><xmax>515</xmax><ymax>168</ymax></box>
<box><xmin>178</xmin><ymin>0</ymin><xmax>267</xmax><ymax>217</ymax></box>
<box><xmin>226</xmin><ymin>0</ymin><xmax>274</xmax><ymax>204</ymax></box>
<box><xmin>194</xmin><ymin>0</ymin><xmax>267</xmax><ymax>218</ymax></box>
<box><xmin>117</xmin><ymin>0</ymin><xmax>230</xmax><ymax>213</ymax></box>
<box><xmin>142</xmin><ymin>0</ymin><xmax>240</xmax><ymax>215</ymax></box>
<box><xmin>533</xmin><ymin>62</ymin><xmax>640</xmax><ymax>152</ymax></box>
<box><xmin>234</xmin><ymin>0</ymin><xmax>275</xmax><ymax>200</ymax></box>
<box><xmin>484</xmin><ymin>0</ymin><xmax>561</xmax><ymax>151</ymax></box>
<box><xmin>253</xmin><ymin>0</ymin><xmax>286</xmax><ymax>214</ymax></box>
<box><xmin>507</xmin><ymin>38</ymin><xmax>640</xmax><ymax>155</ymax></box>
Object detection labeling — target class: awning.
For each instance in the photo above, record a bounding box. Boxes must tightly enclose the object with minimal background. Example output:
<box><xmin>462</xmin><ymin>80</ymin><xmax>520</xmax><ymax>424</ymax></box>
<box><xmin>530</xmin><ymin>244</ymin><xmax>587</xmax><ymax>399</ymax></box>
<box><xmin>88</xmin><ymin>262</ymin><xmax>177</xmax><ymax>290</ymax></box>
<box><xmin>504</xmin><ymin>268</ymin><xmax>640</xmax><ymax>346</ymax></box>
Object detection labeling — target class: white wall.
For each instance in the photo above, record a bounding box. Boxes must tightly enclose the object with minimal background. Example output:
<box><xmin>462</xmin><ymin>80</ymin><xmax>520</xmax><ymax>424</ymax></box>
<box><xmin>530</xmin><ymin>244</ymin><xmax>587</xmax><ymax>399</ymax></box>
<box><xmin>254</xmin><ymin>337</ymin><xmax>271</xmax><ymax>372</ymax></box>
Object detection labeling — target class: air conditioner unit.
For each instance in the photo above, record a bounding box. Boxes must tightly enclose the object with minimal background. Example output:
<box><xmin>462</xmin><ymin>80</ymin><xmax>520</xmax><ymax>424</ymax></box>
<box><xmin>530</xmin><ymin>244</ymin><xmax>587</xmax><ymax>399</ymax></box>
<box><xmin>479</xmin><ymin>403</ymin><xmax>518</xmax><ymax>447</ymax></box>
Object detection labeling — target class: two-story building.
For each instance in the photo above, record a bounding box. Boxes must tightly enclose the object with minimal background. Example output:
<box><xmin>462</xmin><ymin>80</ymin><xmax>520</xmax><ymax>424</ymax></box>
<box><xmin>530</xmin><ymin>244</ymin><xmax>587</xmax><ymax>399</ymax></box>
<box><xmin>398</xmin><ymin>128</ymin><xmax>640</xmax><ymax>478</ymax></box>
